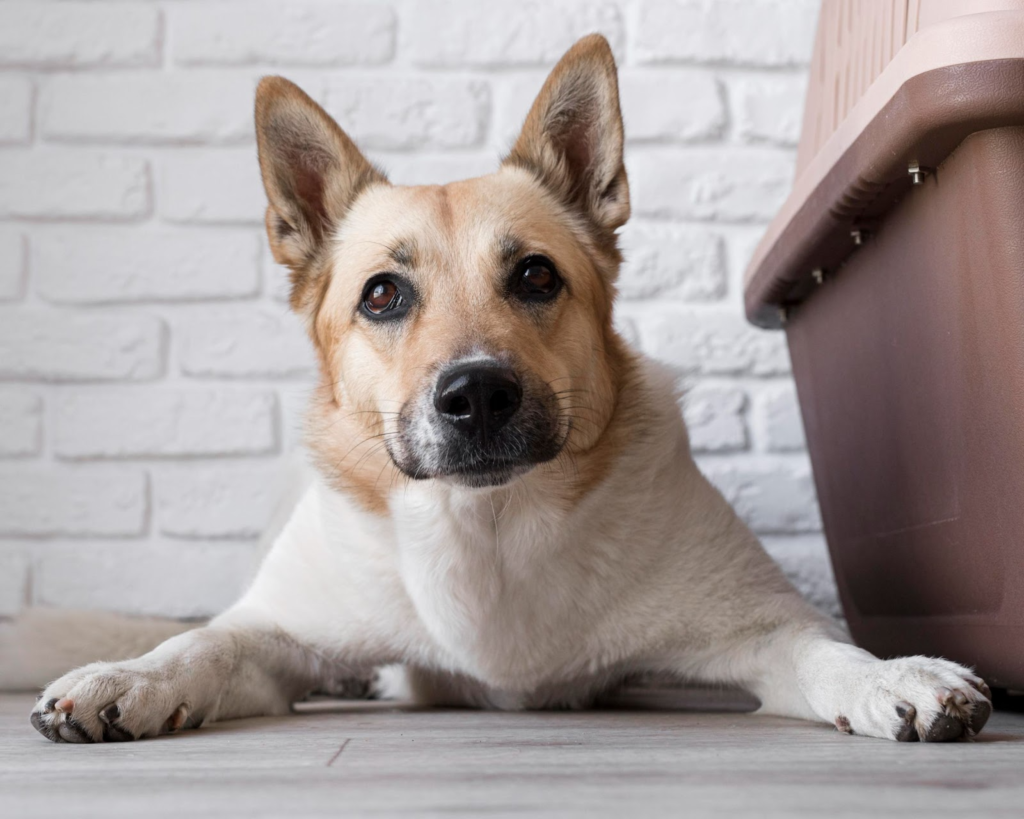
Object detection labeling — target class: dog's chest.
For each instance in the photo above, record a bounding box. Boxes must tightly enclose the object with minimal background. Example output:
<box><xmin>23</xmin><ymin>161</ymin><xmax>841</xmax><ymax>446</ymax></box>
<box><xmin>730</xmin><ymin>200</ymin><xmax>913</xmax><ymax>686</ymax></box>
<box><xmin>391</xmin><ymin>492</ymin><xmax>607</xmax><ymax>688</ymax></box>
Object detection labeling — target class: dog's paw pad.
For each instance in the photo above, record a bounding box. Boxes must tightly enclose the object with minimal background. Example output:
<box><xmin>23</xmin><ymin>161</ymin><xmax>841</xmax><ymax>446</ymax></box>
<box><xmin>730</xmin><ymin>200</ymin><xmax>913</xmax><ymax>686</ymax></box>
<box><xmin>966</xmin><ymin>698</ymin><xmax>992</xmax><ymax>736</ymax></box>
<box><xmin>924</xmin><ymin>712</ymin><xmax>964</xmax><ymax>742</ymax></box>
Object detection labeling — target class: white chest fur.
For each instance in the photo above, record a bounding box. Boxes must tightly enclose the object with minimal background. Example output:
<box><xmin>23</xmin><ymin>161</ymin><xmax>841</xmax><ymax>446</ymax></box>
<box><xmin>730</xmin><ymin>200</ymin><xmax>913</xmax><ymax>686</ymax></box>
<box><xmin>389</xmin><ymin>484</ymin><xmax>606</xmax><ymax>689</ymax></box>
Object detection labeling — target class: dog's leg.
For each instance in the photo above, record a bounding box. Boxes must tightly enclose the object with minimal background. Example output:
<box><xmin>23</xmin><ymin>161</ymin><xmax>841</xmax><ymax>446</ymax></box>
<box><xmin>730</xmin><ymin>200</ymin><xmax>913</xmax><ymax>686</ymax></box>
<box><xmin>672</xmin><ymin>600</ymin><xmax>992</xmax><ymax>742</ymax></box>
<box><xmin>29</xmin><ymin>610</ymin><xmax>331</xmax><ymax>744</ymax></box>
<box><xmin>756</xmin><ymin>625</ymin><xmax>992</xmax><ymax>741</ymax></box>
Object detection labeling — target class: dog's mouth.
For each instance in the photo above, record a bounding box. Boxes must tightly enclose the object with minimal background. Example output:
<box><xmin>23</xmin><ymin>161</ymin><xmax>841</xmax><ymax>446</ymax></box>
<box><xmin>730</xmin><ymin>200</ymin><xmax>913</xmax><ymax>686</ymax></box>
<box><xmin>437</xmin><ymin>458</ymin><xmax>531</xmax><ymax>489</ymax></box>
<box><xmin>387</xmin><ymin>435</ymin><xmax>564</xmax><ymax>488</ymax></box>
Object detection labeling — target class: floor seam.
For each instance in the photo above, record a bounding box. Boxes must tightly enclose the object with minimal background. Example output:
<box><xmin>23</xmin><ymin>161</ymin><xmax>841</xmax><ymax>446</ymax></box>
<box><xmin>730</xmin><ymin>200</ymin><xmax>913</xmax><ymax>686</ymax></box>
<box><xmin>326</xmin><ymin>738</ymin><xmax>351</xmax><ymax>767</ymax></box>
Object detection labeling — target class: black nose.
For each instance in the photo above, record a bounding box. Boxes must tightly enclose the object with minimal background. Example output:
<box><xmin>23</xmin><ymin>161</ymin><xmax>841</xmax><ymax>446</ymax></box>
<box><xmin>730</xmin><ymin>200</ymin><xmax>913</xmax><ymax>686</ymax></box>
<box><xmin>434</xmin><ymin>364</ymin><xmax>523</xmax><ymax>440</ymax></box>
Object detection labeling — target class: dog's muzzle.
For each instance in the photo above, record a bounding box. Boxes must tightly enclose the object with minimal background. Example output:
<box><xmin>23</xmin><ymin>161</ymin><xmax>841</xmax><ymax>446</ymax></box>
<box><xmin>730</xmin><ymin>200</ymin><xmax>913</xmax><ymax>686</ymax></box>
<box><xmin>390</xmin><ymin>357</ymin><xmax>565</xmax><ymax>488</ymax></box>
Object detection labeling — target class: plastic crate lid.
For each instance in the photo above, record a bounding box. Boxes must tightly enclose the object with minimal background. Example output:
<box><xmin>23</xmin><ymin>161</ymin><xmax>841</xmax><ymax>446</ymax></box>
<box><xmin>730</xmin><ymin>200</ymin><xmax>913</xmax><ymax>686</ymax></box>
<box><xmin>743</xmin><ymin>3</ymin><xmax>1024</xmax><ymax>328</ymax></box>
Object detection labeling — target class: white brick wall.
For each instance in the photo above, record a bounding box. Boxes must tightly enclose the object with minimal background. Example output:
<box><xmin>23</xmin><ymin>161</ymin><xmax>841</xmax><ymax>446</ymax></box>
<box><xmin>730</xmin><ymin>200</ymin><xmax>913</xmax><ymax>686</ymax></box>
<box><xmin>0</xmin><ymin>0</ymin><xmax>829</xmax><ymax>620</ymax></box>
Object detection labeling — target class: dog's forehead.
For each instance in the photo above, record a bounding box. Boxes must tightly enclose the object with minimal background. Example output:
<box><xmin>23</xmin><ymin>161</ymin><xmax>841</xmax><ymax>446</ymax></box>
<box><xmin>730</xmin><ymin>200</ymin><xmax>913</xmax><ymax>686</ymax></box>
<box><xmin>332</xmin><ymin>169</ymin><xmax>561</xmax><ymax>275</ymax></box>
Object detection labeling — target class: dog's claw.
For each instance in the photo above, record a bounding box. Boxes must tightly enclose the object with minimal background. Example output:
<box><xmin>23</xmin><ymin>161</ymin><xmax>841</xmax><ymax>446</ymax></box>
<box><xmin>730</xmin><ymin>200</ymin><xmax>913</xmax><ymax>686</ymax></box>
<box><xmin>894</xmin><ymin>701</ymin><xmax>919</xmax><ymax>742</ymax></box>
<box><xmin>99</xmin><ymin>704</ymin><xmax>120</xmax><ymax>724</ymax></box>
<box><xmin>164</xmin><ymin>704</ymin><xmax>189</xmax><ymax>734</ymax></box>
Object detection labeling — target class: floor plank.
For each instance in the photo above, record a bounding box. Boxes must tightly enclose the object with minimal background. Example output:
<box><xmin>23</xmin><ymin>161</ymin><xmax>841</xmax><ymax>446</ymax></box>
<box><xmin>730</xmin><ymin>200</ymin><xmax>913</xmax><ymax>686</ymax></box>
<box><xmin>2</xmin><ymin>692</ymin><xmax>1023</xmax><ymax>817</ymax></box>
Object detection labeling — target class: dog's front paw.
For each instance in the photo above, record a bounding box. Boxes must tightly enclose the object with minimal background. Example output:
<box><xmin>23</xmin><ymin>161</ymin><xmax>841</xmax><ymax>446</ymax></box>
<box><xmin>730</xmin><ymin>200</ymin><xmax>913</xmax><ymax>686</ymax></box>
<box><xmin>840</xmin><ymin>656</ymin><xmax>991</xmax><ymax>742</ymax></box>
<box><xmin>31</xmin><ymin>661</ymin><xmax>196</xmax><ymax>744</ymax></box>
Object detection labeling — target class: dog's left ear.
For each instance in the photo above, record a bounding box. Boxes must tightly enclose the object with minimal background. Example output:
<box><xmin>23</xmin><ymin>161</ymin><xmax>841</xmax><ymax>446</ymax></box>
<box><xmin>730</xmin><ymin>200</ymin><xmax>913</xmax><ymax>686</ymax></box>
<box><xmin>504</xmin><ymin>34</ymin><xmax>629</xmax><ymax>234</ymax></box>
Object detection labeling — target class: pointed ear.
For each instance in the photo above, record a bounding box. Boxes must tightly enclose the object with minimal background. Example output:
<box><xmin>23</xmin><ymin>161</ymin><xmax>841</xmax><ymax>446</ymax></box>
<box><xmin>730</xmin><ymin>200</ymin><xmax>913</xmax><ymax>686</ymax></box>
<box><xmin>503</xmin><ymin>34</ymin><xmax>629</xmax><ymax>234</ymax></box>
<box><xmin>255</xmin><ymin>76</ymin><xmax>387</xmax><ymax>308</ymax></box>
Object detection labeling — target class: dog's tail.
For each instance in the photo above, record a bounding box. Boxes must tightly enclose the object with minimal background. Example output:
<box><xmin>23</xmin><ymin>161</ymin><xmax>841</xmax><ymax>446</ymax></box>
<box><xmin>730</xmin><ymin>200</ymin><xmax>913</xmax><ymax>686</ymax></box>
<box><xmin>0</xmin><ymin>608</ymin><xmax>199</xmax><ymax>691</ymax></box>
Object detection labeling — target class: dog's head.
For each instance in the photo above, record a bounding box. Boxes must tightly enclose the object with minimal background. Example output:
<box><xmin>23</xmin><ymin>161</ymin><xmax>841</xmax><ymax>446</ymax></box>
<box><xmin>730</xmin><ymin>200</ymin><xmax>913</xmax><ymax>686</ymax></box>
<box><xmin>256</xmin><ymin>35</ymin><xmax>632</xmax><ymax>505</ymax></box>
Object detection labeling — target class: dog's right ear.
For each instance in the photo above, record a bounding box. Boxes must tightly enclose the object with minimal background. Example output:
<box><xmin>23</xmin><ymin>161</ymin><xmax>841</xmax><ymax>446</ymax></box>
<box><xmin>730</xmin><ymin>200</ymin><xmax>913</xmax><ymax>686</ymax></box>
<box><xmin>503</xmin><ymin>34</ymin><xmax>628</xmax><ymax>236</ymax></box>
<box><xmin>255</xmin><ymin>76</ymin><xmax>387</xmax><ymax>310</ymax></box>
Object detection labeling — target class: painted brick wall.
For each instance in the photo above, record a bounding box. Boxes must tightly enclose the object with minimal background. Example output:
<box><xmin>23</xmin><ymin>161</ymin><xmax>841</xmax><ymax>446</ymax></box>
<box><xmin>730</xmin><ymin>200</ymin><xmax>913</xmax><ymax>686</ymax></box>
<box><xmin>0</xmin><ymin>0</ymin><xmax>839</xmax><ymax>620</ymax></box>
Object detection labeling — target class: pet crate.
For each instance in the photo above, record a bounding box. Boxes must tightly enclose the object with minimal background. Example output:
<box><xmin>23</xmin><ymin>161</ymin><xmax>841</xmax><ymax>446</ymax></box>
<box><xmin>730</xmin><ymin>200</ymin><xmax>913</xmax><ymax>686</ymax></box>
<box><xmin>743</xmin><ymin>0</ymin><xmax>1024</xmax><ymax>689</ymax></box>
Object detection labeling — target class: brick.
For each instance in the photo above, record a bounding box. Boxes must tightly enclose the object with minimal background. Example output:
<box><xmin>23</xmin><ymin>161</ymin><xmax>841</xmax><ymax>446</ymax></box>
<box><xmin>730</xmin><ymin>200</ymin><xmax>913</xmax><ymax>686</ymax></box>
<box><xmin>155</xmin><ymin>465</ymin><xmax>283</xmax><ymax>539</ymax></box>
<box><xmin>620</xmin><ymin>71</ymin><xmax>724</xmax><ymax>143</ymax></box>
<box><xmin>618</xmin><ymin>223</ymin><xmax>726</xmax><ymax>301</ymax></box>
<box><xmin>0</xmin><ymin>469</ymin><xmax>146</xmax><ymax>536</ymax></box>
<box><xmin>34</xmin><ymin>228</ymin><xmax>260</xmax><ymax>304</ymax></box>
<box><xmin>634</xmin><ymin>0</ymin><xmax>818</xmax><ymax>67</ymax></box>
<box><xmin>409</xmin><ymin>0</ymin><xmax>624</xmax><ymax>67</ymax></box>
<box><xmin>0</xmin><ymin>389</ymin><xmax>42</xmax><ymax>456</ymax></box>
<box><xmin>702</xmin><ymin>459</ymin><xmax>821</xmax><ymax>534</ymax></box>
<box><xmin>177</xmin><ymin>308</ymin><xmax>314</xmax><ymax>378</ymax></box>
<box><xmin>55</xmin><ymin>389</ymin><xmax>277</xmax><ymax>458</ymax></box>
<box><xmin>0</xmin><ymin>77</ymin><xmax>32</xmax><ymax>144</ymax></box>
<box><xmin>731</xmin><ymin>74</ymin><xmax>808</xmax><ymax>147</ymax></box>
<box><xmin>727</xmin><ymin>228</ymin><xmax>767</xmax><ymax>286</ymax></box>
<box><xmin>0</xmin><ymin>547</ymin><xmax>30</xmax><ymax>616</ymax></box>
<box><xmin>324</xmin><ymin>78</ymin><xmax>489</xmax><ymax>150</ymax></box>
<box><xmin>0</xmin><ymin>312</ymin><xmax>163</xmax><ymax>382</ymax></box>
<box><xmin>644</xmin><ymin>312</ymin><xmax>791</xmax><ymax>377</ymax></box>
<box><xmin>172</xmin><ymin>2</ymin><xmax>394</xmax><ymax>66</ymax></box>
<box><xmin>628</xmin><ymin>147</ymin><xmax>795</xmax><ymax>222</ymax></box>
<box><xmin>0</xmin><ymin>151</ymin><xmax>149</xmax><ymax>220</ymax></box>
<box><xmin>0</xmin><ymin>230</ymin><xmax>26</xmax><ymax>301</ymax></box>
<box><xmin>0</xmin><ymin>2</ymin><xmax>160</xmax><ymax>69</ymax></box>
<box><xmin>758</xmin><ymin>383</ymin><xmax>806</xmax><ymax>452</ymax></box>
<box><xmin>681</xmin><ymin>384</ymin><xmax>747</xmax><ymax>453</ymax></box>
<box><xmin>40</xmin><ymin>75</ymin><xmax>255</xmax><ymax>145</ymax></box>
<box><xmin>33</xmin><ymin>540</ymin><xmax>256</xmax><ymax>618</ymax></box>
<box><xmin>160</xmin><ymin>150</ymin><xmax>265</xmax><ymax>224</ymax></box>
<box><xmin>762</xmin><ymin>534</ymin><xmax>839</xmax><ymax>617</ymax></box>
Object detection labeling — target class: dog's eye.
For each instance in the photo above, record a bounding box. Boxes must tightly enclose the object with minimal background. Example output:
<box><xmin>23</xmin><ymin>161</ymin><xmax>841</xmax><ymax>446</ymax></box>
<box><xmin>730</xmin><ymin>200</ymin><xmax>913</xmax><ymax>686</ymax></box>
<box><xmin>512</xmin><ymin>256</ymin><xmax>562</xmax><ymax>301</ymax></box>
<box><xmin>361</xmin><ymin>278</ymin><xmax>407</xmax><ymax>318</ymax></box>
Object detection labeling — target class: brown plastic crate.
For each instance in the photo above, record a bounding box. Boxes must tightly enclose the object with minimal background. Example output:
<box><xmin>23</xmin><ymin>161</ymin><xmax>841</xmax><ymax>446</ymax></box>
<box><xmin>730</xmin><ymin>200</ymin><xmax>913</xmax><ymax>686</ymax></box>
<box><xmin>744</xmin><ymin>1</ymin><xmax>1024</xmax><ymax>689</ymax></box>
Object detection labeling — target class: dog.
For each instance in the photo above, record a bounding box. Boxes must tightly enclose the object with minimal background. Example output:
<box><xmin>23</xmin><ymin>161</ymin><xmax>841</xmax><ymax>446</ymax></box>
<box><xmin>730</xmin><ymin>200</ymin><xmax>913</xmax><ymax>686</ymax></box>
<box><xmin>28</xmin><ymin>35</ymin><xmax>991</xmax><ymax>744</ymax></box>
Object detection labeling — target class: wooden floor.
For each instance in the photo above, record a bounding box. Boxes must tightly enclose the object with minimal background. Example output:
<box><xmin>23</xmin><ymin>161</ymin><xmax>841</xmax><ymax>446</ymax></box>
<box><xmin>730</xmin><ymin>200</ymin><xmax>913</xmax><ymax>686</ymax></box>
<box><xmin>2</xmin><ymin>691</ymin><xmax>1023</xmax><ymax>818</ymax></box>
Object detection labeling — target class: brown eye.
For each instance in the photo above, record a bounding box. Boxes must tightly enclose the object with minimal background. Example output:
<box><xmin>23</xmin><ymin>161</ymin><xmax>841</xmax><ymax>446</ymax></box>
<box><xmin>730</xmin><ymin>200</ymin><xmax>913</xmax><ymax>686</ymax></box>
<box><xmin>365</xmin><ymin>281</ymin><xmax>397</xmax><ymax>312</ymax></box>
<box><xmin>513</xmin><ymin>256</ymin><xmax>562</xmax><ymax>301</ymax></box>
<box><xmin>361</xmin><ymin>277</ymin><xmax>409</xmax><ymax>319</ymax></box>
